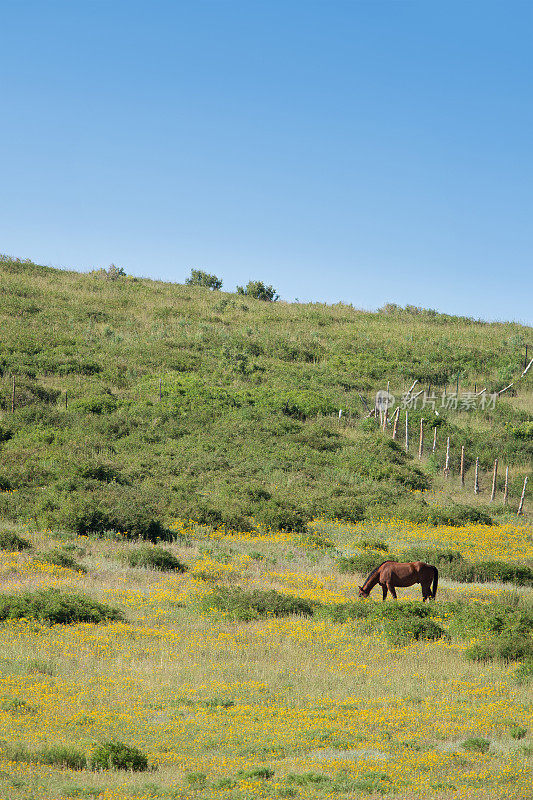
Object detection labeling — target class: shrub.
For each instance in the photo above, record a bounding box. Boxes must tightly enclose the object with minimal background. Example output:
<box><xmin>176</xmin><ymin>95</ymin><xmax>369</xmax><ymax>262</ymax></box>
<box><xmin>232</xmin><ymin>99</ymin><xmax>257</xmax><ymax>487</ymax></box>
<box><xmin>0</xmin><ymin>529</ymin><xmax>31</xmax><ymax>551</ymax></box>
<box><xmin>185</xmin><ymin>772</ymin><xmax>208</xmax><ymax>788</ymax></box>
<box><xmin>318</xmin><ymin>602</ymin><xmax>374</xmax><ymax>622</ymax></box>
<box><xmin>90</xmin><ymin>741</ymin><xmax>148</xmax><ymax>772</ymax></box>
<box><xmin>105</xmin><ymin>264</ymin><xmax>126</xmax><ymax>280</ymax></box>
<box><xmin>126</xmin><ymin>546</ymin><xmax>187</xmax><ymax>572</ymax></box>
<box><xmin>462</xmin><ymin>737</ymin><xmax>490</xmax><ymax>753</ymax></box>
<box><xmin>72</xmin><ymin>393</ymin><xmax>118</xmax><ymax>414</ymax></box>
<box><xmin>325</xmin><ymin>501</ymin><xmax>365</xmax><ymax>524</ymax></box>
<box><xmin>57</xmin><ymin>493</ymin><xmax>166</xmax><ymax>542</ymax></box>
<box><xmin>338</xmin><ymin>554</ymin><xmax>397</xmax><ymax>575</ymax></box>
<box><xmin>509</xmin><ymin>725</ymin><xmax>527</xmax><ymax>740</ymax></box>
<box><xmin>197</xmin><ymin>586</ymin><xmax>316</xmax><ymax>621</ymax></box>
<box><xmin>0</xmin><ymin>589</ymin><xmax>123</xmax><ymax>625</ymax></box>
<box><xmin>514</xmin><ymin>659</ymin><xmax>533</xmax><ymax>685</ymax></box>
<box><xmin>238</xmin><ymin>768</ymin><xmax>274</xmax><ymax>780</ymax></box>
<box><xmin>465</xmin><ymin>635</ymin><xmax>533</xmax><ymax>663</ymax></box>
<box><xmin>470</xmin><ymin>561</ymin><xmax>533</xmax><ymax>586</ymax></box>
<box><xmin>37</xmin><ymin>746</ymin><xmax>87</xmax><ymax>770</ymax></box>
<box><xmin>383</xmin><ymin>616</ymin><xmax>445</xmax><ymax>646</ymax></box>
<box><xmin>39</xmin><ymin>549</ymin><xmax>86</xmax><ymax>573</ymax></box>
<box><xmin>254</xmin><ymin>504</ymin><xmax>307</xmax><ymax>533</ymax></box>
<box><xmin>2</xmin><ymin>744</ymin><xmax>87</xmax><ymax>770</ymax></box>
<box><xmin>236</xmin><ymin>280</ymin><xmax>278</xmax><ymax>301</ymax></box>
<box><xmin>371</xmin><ymin>601</ymin><xmax>433</xmax><ymax>622</ymax></box>
<box><xmin>399</xmin><ymin>548</ymin><xmax>533</xmax><ymax>586</ymax></box>
<box><xmin>185</xmin><ymin>269</ymin><xmax>222</xmax><ymax>290</ymax></box>
<box><xmin>394</xmin><ymin>502</ymin><xmax>493</xmax><ymax>527</ymax></box>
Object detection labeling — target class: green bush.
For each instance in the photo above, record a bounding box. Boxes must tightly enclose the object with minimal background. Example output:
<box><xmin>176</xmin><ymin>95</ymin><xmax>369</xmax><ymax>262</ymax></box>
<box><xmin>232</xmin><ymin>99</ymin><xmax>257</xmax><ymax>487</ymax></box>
<box><xmin>236</xmin><ymin>280</ymin><xmax>278</xmax><ymax>301</ymax></box>
<box><xmin>0</xmin><ymin>589</ymin><xmax>123</xmax><ymax>625</ymax></box>
<box><xmin>394</xmin><ymin>501</ymin><xmax>494</xmax><ymax>527</ymax></box>
<box><xmin>383</xmin><ymin>616</ymin><xmax>445</xmax><ymax>646</ymax></box>
<box><xmin>462</xmin><ymin>737</ymin><xmax>490</xmax><ymax>753</ymax></box>
<box><xmin>254</xmin><ymin>504</ymin><xmax>308</xmax><ymax>533</ymax></box>
<box><xmin>453</xmin><ymin>599</ymin><xmax>533</xmax><ymax>638</ymax></box>
<box><xmin>90</xmin><ymin>741</ymin><xmax>148</xmax><ymax>771</ymax></box>
<box><xmin>238</xmin><ymin>768</ymin><xmax>274</xmax><ymax>780</ymax></box>
<box><xmin>318</xmin><ymin>602</ymin><xmax>374</xmax><ymax>622</ymax></box>
<box><xmin>324</xmin><ymin>500</ymin><xmax>365</xmax><ymax>524</ymax></box>
<box><xmin>509</xmin><ymin>725</ymin><xmax>527</xmax><ymax>739</ymax></box>
<box><xmin>465</xmin><ymin>633</ymin><xmax>533</xmax><ymax>663</ymax></box>
<box><xmin>185</xmin><ymin>771</ymin><xmax>208</xmax><ymax>788</ymax></box>
<box><xmin>338</xmin><ymin>554</ymin><xmax>397</xmax><ymax>575</ymax></box>
<box><xmin>126</xmin><ymin>546</ymin><xmax>187</xmax><ymax>572</ymax></box>
<box><xmin>0</xmin><ymin>529</ymin><xmax>31</xmax><ymax>551</ymax></box>
<box><xmin>197</xmin><ymin>586</ymin><xmax>316</xmax><ymax>621</ymax></box>
<box><xmin>514</xmin><ymin>659</ymin><xmax>533</xmax><ymax>685</ymax></box>
<box><xmin>2</xmin><ymin>744</ymin><xmax>87</xmax><ymax>770</ymax></box>
<box><xmin>72</xmin><ymin>393</ymin><xmax>118</xmax><ymax>414</ymax></box>
<box><xmin>57</xmin><ymin>492</ymin><xmax>166</xmax><ymax>542</ymax></box>
<box><xmin>470</xmin><ymin>562</ymin><xmax>533</xmax><ymax>586</ymax></box>
<box><xmin>399</xmin><ymin>548</ymin><xmax>533</xmax><ymax>586</ymax></box>
<box><xmin>39</xmin><ymin>549</ymin><xmax>86</xmax><ymax>573</ymax></box>
<box><xmin>37</xmin><ymin>746</ymin><xmax>87</xmax><ymax>770</ymax></box>
<box><xmin>185</xmin><ymin>269</ymin><xmax>222</xmax><ymax>290</ymax></box>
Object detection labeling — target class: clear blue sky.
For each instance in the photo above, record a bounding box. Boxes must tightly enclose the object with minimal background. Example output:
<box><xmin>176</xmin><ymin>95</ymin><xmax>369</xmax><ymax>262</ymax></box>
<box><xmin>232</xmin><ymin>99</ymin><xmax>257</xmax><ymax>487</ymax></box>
<box><xmin>1</xmin><ymin>1</ymin><xmax>532</xmax><ymax>324</ymax></box>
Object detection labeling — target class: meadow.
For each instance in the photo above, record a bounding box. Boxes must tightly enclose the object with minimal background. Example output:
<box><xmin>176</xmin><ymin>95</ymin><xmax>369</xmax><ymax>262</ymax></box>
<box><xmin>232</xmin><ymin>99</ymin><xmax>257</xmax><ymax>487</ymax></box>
<box><xmin>0</xmin><ymin>255</ymin><xmax>532</xmax><ymax>799</ymax></box>
<box><xmin>0</xmin><ymin>518</ymin><xmax>532</xmax><ymax>800</ymax></box>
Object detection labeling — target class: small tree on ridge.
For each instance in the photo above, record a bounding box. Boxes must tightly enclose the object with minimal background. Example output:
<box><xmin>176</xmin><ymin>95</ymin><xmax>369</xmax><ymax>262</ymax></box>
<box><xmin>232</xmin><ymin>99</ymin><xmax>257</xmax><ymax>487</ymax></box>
<box><xmin>236</xmin><ymin>280</ymin><xmax>279</xmax><ymax>301</ymax></box>
<box><xmin>186</xmin><ymin>269</ymin><xmax>222</xmax><ymax>290</ymax></box>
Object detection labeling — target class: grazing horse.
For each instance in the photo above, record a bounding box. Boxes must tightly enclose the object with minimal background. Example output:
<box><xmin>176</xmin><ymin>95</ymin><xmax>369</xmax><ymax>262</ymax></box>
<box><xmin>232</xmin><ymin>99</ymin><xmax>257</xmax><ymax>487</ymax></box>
<box><xmin>358</xmin><ymin>560</ymin><xmax>438</xmax><ymax>601</ymax></box>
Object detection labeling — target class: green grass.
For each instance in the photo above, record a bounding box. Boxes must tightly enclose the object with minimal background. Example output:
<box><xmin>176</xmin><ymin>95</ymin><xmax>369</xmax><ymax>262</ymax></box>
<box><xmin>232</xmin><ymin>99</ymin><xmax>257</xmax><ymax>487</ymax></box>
<box><xmin>0</xmin><ymin>254</ymin><xmax>530</xmax><ymax>534</ymax></box>
<box><xmin>0</xmin><ymin>589</ymin><xmax>123</xmax><ymax>625</ymax></box>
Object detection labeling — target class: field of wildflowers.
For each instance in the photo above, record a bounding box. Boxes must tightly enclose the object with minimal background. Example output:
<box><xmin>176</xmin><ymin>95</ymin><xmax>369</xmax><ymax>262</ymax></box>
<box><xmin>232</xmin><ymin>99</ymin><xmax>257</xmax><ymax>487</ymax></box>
<box><xmin>0</xmin><ymin>518</ymin><xmax>531</xmax><ymax>800</ymax></box>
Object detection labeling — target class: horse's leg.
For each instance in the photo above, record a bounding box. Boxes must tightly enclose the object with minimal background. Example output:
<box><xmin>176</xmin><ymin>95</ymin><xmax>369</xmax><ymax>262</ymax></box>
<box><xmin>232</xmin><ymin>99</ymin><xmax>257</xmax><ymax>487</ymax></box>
<box><xmin>382</xmin><ymin>584</ymin><xmax>388</xmax><ymax>601</ymax></box>
<box><xmin>388</xmin><ymin>583</ymin><xmax>397</xmax><ymax>600</ymax></box>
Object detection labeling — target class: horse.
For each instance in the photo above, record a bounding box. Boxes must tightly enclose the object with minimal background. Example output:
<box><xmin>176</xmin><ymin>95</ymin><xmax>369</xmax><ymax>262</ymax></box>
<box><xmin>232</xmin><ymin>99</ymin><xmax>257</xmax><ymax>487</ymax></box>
<box><xmin>358</xmin><ymin>560</ymin><xmax>438</xmax><ymax>601</ymax></box>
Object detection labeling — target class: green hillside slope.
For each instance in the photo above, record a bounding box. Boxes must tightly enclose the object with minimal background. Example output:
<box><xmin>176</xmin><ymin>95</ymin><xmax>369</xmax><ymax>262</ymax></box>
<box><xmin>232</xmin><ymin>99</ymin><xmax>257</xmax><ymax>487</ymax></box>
<box><xmin>0</xmin><ymin>255</ymin><xmax>531</xmax><ymax>536</ymax></box>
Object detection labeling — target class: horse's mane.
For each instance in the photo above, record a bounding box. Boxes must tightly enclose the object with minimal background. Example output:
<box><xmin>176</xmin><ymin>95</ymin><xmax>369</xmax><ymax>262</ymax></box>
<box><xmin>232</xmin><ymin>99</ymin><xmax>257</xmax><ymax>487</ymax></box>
<box><xmin>361</xmin><ymin>560</ymin><xmax>395</xmax><ymax>587</ymax></box>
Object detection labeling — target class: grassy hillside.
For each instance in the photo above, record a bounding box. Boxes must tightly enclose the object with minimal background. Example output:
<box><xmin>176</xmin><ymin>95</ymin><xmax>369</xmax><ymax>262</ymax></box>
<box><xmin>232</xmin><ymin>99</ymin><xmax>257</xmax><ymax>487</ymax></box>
<box><xmin>0</xmin><ymin>254</ymin><xmax>531</xmax><ymax>536</ymax></box>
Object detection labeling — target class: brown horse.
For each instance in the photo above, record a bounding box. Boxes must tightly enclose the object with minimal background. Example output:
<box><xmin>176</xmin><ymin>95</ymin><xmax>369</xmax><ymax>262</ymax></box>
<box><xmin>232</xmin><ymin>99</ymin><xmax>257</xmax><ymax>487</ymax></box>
<box><xmin>358</xmin><ymin>560</ymin><xmax>438</xmax><ymax>601</ymax></box>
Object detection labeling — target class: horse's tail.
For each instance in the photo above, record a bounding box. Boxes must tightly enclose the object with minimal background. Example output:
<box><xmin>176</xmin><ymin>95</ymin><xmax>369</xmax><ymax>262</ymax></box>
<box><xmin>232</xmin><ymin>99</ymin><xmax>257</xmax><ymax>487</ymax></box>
<box><xmin>431</xmin><ymin>566</ymin><xmax>439</xmax><ymax>599</ymax></box>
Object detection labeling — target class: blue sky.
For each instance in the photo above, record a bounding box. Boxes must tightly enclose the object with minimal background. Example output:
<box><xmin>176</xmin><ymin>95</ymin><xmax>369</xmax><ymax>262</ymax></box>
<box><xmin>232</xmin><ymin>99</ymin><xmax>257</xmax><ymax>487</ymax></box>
<box><xmin>1</xmin><ymin>1</ymin><xmax>532</xmax><ymax>323</ymax></box>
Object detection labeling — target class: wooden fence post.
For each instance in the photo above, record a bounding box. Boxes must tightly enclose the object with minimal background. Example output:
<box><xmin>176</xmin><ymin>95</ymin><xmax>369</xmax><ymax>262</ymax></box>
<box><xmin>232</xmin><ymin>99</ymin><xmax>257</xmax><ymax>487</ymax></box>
<box><xmin>65</xmin><ymin>390</ymin><xmax>68</xmax><ymax>410</ymax></box>
<box><xmin>517</xmin><ymin>476</ymin><xmax>528</xmax><ymax>515</ymax></box>
<box><xmin>474</xmin><ymin>457</ymin><xmax>480</xmax><ymax>495</ymax></box>
<box><xmin>405</xmin><ymin>411</ymin><xmax>409</xmax><ymax>452</ymax></box>
<box><xmin>490</xmin><ymin>458</ymin><xmax>498</xmax><ymax>502</ymax></box>
<box><xmin>418</xmin><ymin>418</ymin><xmax>424</xmax><ymax>460</ymax></box>
<box><xmin>460</xmin><ymin>445</ymin><xmax>465</xmax><ymax>486</ymax></box>
<box><xmin>392</xmin><ymin>407</ymin><xmax>400</xmax><ymax>440</ymax></box>
<box><xmin>503</xmin><ymin>466</ymin><xmax>509</xmax><ymax>506</ymax></box>
<box><xmin>444</xmin><ymin>436</ymin><xmax>450</xmax><ymax>477</ymax></box>
<box><xmin>432</xmin><ymin>427</ymin><xmax>437</xmax><ymax>454</ymax></box>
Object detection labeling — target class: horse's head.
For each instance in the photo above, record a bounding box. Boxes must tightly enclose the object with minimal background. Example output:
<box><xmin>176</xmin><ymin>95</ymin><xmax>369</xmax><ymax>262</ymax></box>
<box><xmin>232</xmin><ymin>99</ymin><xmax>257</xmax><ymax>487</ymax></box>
<box><xmin>358</xmin><ymin>586</ymin><xmax>369</xmax><ymax>598</ymax></box>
